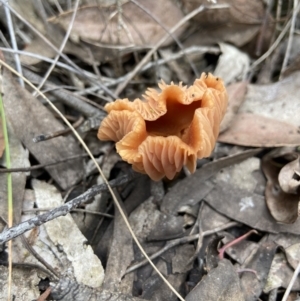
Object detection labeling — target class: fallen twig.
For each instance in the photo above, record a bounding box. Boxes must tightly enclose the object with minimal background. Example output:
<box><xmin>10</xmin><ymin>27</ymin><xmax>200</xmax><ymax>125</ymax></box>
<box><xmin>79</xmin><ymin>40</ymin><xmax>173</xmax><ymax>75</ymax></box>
<box><xmin>0</xmin><ymin>170</ymin><xmax>138</xmax><ymax>245</ymax></box>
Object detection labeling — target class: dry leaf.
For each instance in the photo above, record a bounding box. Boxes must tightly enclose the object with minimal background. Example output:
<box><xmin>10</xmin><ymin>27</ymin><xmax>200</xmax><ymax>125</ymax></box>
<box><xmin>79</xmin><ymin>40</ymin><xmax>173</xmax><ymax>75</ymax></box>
<box><xmin>285</xmin><ymin>243</ymin><xmax>300</xmax><ymax>270</ymax></box>
<box><xmin>219</xmin><ymin>81</ymin><xmax>247</xmax><ymax>133</ymax></box>
<box><xmin>218</xmin><ymin>113</ymin><xmax>300</xmax><ymax>147</ymax></box>
<box><xmin>278</xmin><ymin>155</ymin><xmax>300</xmax><ymax>194</ymax></box>
<box><xmin>9</xmin><ymin>0</ymin><xmax>46</xmax><ymax>34</ymax></box>
<box><xmin>51</xmin><ymin>276</ymin><xmax>151</xmax><ymax>301</ymax></box>
<box><xmin>264</xmin><ymin>252</ymin><xmax>300</xmax><ymax>293</ymax></box>
<box><xmin>239</xmin><ymin>71</ymin><xmax>300</xmax><ymax>128</ymax></box>
<box><xmin>200</xmin><ymin>203</ymin><xmax>231</xmax><ymax>232</ymax></box>
<box><xmin>32</xmin><ymin>180</ymin><xmax>105</xmax><ymax>288</ymax></box>
<box><xmin>182</xmin><ymin>0</ymin><xmax>265</xmax><ymax>47</ymax></box>
<box><xmin>130</xmin><ymin>197</ymin><xmax>186</xmax><ymax>241</ymax></box>
<box><xmin>51</xmin><ymin>1</ymin><xmax>186</xmax><ymax>47</ymax></box>
<box><xmin>240</xmin><ymin>241</ymin><xmax>278</xmax><ymax>301</ymax></box>
<box><xmin>186</xmin><ymin>260</ymin><xmax>244</xmax><ymax>301</ymax></box>
<box><xmin>219</xmin><ymin>71</ymin><xmax>300</xmax><ymax>147</ymax></box>
<box><xmin>262</xmin><ymin>151</ymin><xmax>300</xmax><ymax>224</ymax></box>
<box><xmin>103</xmin><ymin>197</ymin><xmax>134</xmax><ymax>294</ymax></box>
<box><xmin>21</xmin><ymin>33</ymin><xmax>57</xmax><ymax>65</ymax></box>
<box><xmin>2</xmin><ymin>67</ymin><xmax>83</xmax><ymax>189</ymax></box>
<box><xmin>214</xmin><ymin>43</ymin><xmax>250</xmax><ymax>85</ymax></box>
<box><xmin>204</xmin><ymin>157</ymin><xmax>300</xmax><ymax>234</ymax></box>
<box><xmin>161</xmin><ymin>148</ymin><xmax>262</xmax><ymax>215</ymax></box>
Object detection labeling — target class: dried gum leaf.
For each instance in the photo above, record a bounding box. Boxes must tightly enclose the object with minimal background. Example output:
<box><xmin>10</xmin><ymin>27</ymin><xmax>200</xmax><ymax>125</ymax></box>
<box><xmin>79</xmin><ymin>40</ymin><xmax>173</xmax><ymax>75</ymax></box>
<box><xmin>218</xmin><ymin>113</ymin><xmax>300</xmax><ymax>147</ymax></box>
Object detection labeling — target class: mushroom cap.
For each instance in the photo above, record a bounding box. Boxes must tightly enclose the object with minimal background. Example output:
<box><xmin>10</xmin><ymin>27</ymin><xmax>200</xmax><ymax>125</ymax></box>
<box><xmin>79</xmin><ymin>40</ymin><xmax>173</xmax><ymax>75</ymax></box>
<box><xmin>98</xmin><ymin>72</ymin><xmax>228</xmax><ymax>181</ymax></box>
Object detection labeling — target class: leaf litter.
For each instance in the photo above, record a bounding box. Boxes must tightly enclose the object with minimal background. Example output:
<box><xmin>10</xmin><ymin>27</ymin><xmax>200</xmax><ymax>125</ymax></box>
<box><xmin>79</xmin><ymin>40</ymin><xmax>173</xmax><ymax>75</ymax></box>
<box><xmin>0</xmin><ymin>0</ymin><xmax>300</xmax><ymax>300</ymax></box>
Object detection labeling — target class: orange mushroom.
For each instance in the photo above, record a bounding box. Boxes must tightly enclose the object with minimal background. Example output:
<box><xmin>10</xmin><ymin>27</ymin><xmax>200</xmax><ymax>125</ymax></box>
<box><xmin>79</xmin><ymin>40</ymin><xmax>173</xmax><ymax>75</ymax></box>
<box><xmin>98</xmin><ymin>73</ymin><xmax>228</xmax><ymax>181</ymax></box>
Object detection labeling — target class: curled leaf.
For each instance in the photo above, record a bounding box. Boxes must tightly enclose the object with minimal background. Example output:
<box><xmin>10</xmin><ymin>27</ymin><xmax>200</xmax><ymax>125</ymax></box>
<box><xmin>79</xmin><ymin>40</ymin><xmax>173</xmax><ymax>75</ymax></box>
<box><xmin>262</xmin><ymin>150</ymin><xmax>300</xmax><ymax>224</ymax></box>
<box><xmin>278</xmin><ymin>155</ymin><xmax>300</xmax><ymax>194</ymax></box>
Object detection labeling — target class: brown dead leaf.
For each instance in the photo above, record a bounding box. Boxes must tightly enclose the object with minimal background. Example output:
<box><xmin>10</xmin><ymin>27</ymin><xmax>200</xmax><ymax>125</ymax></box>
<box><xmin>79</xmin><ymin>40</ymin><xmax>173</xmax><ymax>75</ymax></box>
<box><xmin>219</xmin><ymin>71</ymin><xmax>300</xmax><ymax>147</ymax></box>
<box><xmin>285</xmin><ymin>243</ymin><xmax>300</xmax><ymax>270</ymax></box>
<box><xmin>220</xmin><ymin>81</ymin><xmax>247</xmax><ymax>133</ymax></box>
<box><xmin>2</xmin><ymin>67</ymin><xmax>83</xmax><ymax>189</ymax></box>
<box><xmin>21</xmin><ymin>33</ymin><xmax>56</xmax><ymax>66</ymax></box>
<box><xmin>186</xmin><ymin>260</ymin><xmax>244</xmax><ymax>301</ymax></box>
<box><xmin>200</xmin><ymin>203</ymin><xmax>231</xmax><ymax>232</ymax></box>
<box><xmin>265</xmin><ymin>180</ymin><xmax>299</xmax><ymax>224</ymax></box>
<box><xmin>204</xmin><ymin>157</ymin><xmax>300</xmax><ymax>234</ymax></box>
<box><xmin>9</xmin><ymin>0</ymin><xmax>45</xmax><ymax>34</ymax></box>
<box><xmin>51</xmin><ymin>1</ymin><xmax>186</xmax><ymax>47</ymax></box>
<box><xmin>268</xmin><ymin>232</ymin><xmax>300</xmax><ymax>249</ymax></box>
<box><xmin>262</xmin><ymin>150</ymin><xmax>300</xmax><ymax>224</ymax></box>
<box><xmin>218</xmin><ymin>113</ymin><xmax>300</xmax><ymax>147</ymax></box>
<box><xmin>21</xmin><ymin>25</ymin><xmax>91</xmax><ymax>65</ymax></box>
<box><xmin>142</xmin><ymin>273</ymin><xmax>186</xmax><ymax>300</ymax></box>
<box><xmin>161</xmin><ymin>148</ymin><xmax>262</xmax><ymax>215</ymax></box>
<box><xmin>239</xmin><ymin>71</ymin><xmax>300</xmax><ymax>128</ymax></box>
<box><xmin>33</xmin><ymin>180</ymin><xmax>105</xmax><ymax>288</ymax></box>
<box><xmin>103</xmin><ymin>196</ymin><xmax>134</xmax><ymax>293</ymax></box>
<box><xmin>182</xmin><ymin>0</ymin><xmax>265</xmax><ymax>47</ymax></box>
<box><xmin>78</xmin><ymin>39</ymin><xmax>140</xmax><ymax>63</ymax></box>
<box><xmin>264</xmin><ymin>252</ymin><xmax>300</xmax><ymax>293</ymax></box>
<box><xmin>130</xmin><ymin>214</ymin><xmax>194</xmax><ymax>300</ymax></box>
<box><xmin>130</xmin><ymin>197</ymin><xmax>186</xmax><ymax>241</ymax></box>
<box><xmin>278</xmin><ymin>155</ymin><xmax>300</xmax><ymax>194</ymax></box>
<box><xmin>240</xmin><ymin>241</ymin><xmax>278</xmax><ymax>301</ymax></box>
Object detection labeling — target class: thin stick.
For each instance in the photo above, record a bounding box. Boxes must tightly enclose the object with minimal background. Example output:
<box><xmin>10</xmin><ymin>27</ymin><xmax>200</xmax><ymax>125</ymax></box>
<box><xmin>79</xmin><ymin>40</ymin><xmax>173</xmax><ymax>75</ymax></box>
<box><xmin>20</xmin><ymin>234</ymin><xmax>59</xmax><ymax>279</ymax></box>
<box><xmin>33</xmin><ymin>0</ymin><xmax>80</xmax><ymax>95</ymax></box>
<box><xmin>251</xmin><ymin>2</ymin><xmax>300</xmax><ymax>69</ymax></box>
<box><xmin>126</xmin><ymin>221</ymin><xmax>239</xmax><ymax>274</ymax></box>
<box><xmin>0</xmin><ymin>171</ymin><xmax>136</xmax><ymax>244</ymax></box>
<box><xmin>0</xmin><ymin>62</ymin><xmax>13</xmax><ymax>301</ymax></box>
<box><xmin>0</xmin><ymin>153</ymin><xmax>88</xmax><ymax>173</ymax></box>
<box><xmin>0</xmin><ymin>47</ymin><xmax>102</xmax><ymax>81</ymax></box>
<box><xmin>2</xmin><ymin>0</ymin><xmax>23</xmax><ymax>87</ymax></box>
<box><xmin>281</xmin><ymin>260</ymin><xmax>300</xmax><ymax>301</ymax></box>
<box><xmin>33</xmin><ymin>116</ymin><xmax>84</xmax><ymax>142</ymax></box>
<box><xmin>218</xmin><ymin>229</ymin><xmax>258</xmax><ymax>260</ymax></box>
<box><xmin>279</xmin><ymin>0</ymin><xmax>298</xmax><ymax>79</ymax></box>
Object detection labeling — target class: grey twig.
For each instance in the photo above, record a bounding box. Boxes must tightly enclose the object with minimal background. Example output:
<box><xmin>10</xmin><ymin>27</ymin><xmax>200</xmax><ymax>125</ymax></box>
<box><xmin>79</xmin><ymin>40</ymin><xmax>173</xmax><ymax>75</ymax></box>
<box><xmin>282</xmin><ymin>259</ymin><xmax>300</xmax><ymax>301</ymax></box>
<box><xmin>125</xmin><ymin>221</ymin><xmax>239</xmax><ymax>274</ymax></box>
<box><xmin>279</xmin><ymin>0</ymin><xmax>298</xmax><ymax>79</ymax></box>
<box><xmin>51</xmin><ymin>276</ymin><xmax>150</xmax><ymax>301</ymax></box>
<box><xmin>0</xmin><ymin>171</ymin><xmax>138</xmax><ymax>245</ymax></box>
<box><xmin>33</xmin><ymin>0</ymin><xmax>80</xmax><ymax>95</ymax></box>
<box><xmin>23</xmin><ymin>68</ymin><xmax>104</xmax><ymax>118</ymax></box>
<box><xmin>2</xmin><ymin>0</ymin><xmax>24</xmax><ymax>87</ymax></box>
<box><xmin>251</xmin><ymin>1</ymin><xmax>300</xmax><ymax>70</ymax></box>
